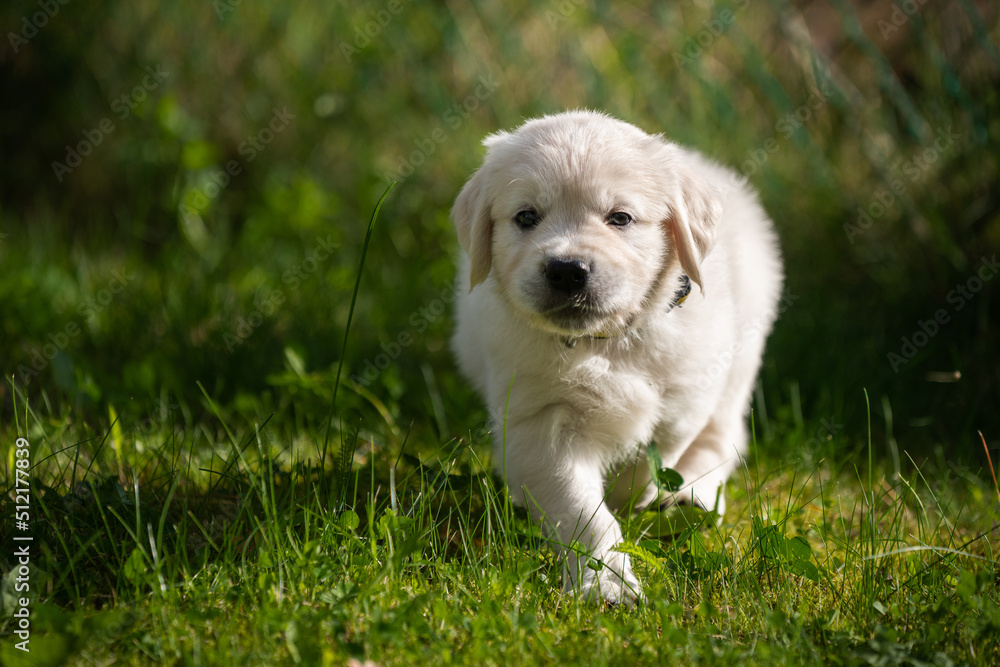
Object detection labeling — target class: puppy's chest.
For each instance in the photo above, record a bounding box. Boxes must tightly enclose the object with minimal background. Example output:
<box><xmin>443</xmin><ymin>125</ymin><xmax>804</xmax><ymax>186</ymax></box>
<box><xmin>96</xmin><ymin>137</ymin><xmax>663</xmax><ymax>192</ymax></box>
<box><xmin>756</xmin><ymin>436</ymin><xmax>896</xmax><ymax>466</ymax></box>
<box><xmin>557</xmin><ymin>347</ymin><xmax>684</xmax><ymax>419</ymax></box>
<box><xmin>553</xmin><ymin>349</ymin><xmax>708</xmax><ymax>455</ymax></box>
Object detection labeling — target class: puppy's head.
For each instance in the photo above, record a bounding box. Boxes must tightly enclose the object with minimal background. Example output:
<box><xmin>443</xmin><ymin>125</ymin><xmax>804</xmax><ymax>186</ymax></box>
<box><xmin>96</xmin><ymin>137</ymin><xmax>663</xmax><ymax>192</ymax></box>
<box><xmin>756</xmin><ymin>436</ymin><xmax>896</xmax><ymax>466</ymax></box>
<box><xmin>453</xmin><ymin>110</ymin><xmax>722</xmax><ymax>337</ymax></box>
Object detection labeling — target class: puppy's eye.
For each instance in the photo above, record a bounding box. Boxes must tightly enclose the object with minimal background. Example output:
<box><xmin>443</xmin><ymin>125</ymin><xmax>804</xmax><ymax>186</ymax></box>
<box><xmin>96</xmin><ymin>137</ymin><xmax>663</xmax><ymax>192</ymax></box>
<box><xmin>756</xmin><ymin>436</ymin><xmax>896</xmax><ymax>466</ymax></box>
<box><xmin>607</xmin><ymin>211</ymin><xmax>633</xmax><ymax>227</ymax></box>
<box><xmin>514</xmin><ymin>209</ymin><xmax>540</xmax><ymax>230</ymax></box>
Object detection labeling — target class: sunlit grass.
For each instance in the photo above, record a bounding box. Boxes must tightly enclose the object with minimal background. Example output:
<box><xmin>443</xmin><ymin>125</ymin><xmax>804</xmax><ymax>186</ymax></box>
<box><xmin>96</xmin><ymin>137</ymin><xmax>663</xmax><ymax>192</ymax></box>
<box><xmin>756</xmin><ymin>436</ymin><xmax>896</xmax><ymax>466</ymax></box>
<box><xmin>2</xmin><ymin>379</ymin><xmax>998</xmax><ymax>665</ymax></box>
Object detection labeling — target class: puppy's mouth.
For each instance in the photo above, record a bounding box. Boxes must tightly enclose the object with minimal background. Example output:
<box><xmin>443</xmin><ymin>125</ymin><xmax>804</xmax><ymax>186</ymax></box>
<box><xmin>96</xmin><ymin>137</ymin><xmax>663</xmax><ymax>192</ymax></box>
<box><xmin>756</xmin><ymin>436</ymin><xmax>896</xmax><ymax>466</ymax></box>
<box><xmin>535</xmin><ymin>297</ymin><xmax>630</xmax><ymax>337</ymax></box>
<box><xmin>518</xmin><ymin>257</ymin><xmax>634</xmax><ymax>336</ymax></box>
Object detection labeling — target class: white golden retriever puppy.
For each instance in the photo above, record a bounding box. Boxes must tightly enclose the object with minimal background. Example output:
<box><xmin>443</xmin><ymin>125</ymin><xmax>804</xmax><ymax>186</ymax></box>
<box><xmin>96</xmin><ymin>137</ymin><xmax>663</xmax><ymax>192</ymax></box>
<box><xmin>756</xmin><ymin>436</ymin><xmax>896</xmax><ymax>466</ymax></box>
<box><xmin>451</xmin><ymin>110</ymin><xmax>783</xmax><ymax>604</ymax></box>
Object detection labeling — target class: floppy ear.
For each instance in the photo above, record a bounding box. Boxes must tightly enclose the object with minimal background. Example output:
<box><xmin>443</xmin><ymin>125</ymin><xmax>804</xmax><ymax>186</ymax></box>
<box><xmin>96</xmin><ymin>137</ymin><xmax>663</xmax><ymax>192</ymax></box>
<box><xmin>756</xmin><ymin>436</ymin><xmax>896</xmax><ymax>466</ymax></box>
<box><xmin>666</xmin><ymin>170</ymin><xmax>723</xmax><ymax>290</ymax></box>
<box><xmin>452</xmin><ymin>167</ymin><xmax>494</xmax><ymax>289</ymax></box>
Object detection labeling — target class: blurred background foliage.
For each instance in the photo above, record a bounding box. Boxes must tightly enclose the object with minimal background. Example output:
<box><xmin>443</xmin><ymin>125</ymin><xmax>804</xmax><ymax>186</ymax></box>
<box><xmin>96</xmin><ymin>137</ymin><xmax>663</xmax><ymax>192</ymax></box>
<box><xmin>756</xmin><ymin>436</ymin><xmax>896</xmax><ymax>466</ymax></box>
<box><xmin>0</xmin><ymin>0</ymin><xmax>997</xmax><ymax>461</ymax></box>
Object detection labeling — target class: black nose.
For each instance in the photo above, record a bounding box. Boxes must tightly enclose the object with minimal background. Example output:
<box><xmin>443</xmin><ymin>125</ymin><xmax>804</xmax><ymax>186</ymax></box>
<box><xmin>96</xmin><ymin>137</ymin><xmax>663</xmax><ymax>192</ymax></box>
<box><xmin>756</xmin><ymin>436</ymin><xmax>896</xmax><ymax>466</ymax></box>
<box><xmin>544</xmin><ymin>258</ymin><xmax>590</xmax><ymax>293</ymax></box>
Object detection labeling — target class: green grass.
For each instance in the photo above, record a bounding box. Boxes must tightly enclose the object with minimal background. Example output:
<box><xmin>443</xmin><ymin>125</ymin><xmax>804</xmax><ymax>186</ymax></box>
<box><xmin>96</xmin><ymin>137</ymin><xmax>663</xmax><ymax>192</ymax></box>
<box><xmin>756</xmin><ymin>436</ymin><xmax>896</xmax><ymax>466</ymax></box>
<box><xmin>2</xmin><ymin>196</ymin><xmax>998</xmax><ymax>666</ymax></box>
<box><xmin>2</xmin><ymin>382</ymin><xmax>998</xmax><ymax>665</ymax></box>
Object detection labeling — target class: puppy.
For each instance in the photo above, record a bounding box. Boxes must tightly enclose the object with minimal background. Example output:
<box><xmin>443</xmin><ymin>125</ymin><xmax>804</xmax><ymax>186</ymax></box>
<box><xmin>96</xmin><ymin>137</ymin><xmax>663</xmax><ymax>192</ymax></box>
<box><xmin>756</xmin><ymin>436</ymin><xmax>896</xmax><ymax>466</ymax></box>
<box><xmin>451</xmin><ymin>110</ymin><xmax>782</xmax><ymax>604</ymax></box>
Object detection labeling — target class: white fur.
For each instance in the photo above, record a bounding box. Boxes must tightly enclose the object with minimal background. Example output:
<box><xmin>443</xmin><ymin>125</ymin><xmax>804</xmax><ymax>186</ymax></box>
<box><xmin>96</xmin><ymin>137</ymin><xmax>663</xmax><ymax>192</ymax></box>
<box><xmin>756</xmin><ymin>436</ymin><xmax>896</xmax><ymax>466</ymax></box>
<box><xmin>451</xmin><ymin>111</ymin><xmax>783</xmax><ymax>604</ymax></box>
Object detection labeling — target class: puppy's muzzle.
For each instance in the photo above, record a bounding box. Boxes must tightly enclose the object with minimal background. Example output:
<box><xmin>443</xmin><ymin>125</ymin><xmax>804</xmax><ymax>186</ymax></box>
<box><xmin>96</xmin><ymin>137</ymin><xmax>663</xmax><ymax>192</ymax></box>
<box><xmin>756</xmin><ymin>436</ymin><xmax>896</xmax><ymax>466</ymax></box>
<box><xmin>544</xmin><ymin>258</ymin><xmax>590</xmax><ymax>295</ymax></box>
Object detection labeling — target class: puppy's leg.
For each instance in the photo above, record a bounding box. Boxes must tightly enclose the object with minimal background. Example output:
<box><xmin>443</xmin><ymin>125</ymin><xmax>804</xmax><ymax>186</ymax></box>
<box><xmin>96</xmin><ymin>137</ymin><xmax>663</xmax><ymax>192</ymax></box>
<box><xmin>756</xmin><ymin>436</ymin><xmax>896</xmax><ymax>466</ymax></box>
<box><xmin>605</xmin><ymin>454</ymin><xmax>658</xmax><ymax>514</ymax></box>
<box><xmin>670</xmin><ymin>415</ymin><xmax>747</xmax><ymax>516</ymax></box>
<box><xmin>673</xmin><ymin>320</ymin><xmax>771</xmax><ymax>514</ymax></box>
<box><xmin>502</xmin><ymin>414</ymin><xmax>643</xmax><ymax>605</ymax></box>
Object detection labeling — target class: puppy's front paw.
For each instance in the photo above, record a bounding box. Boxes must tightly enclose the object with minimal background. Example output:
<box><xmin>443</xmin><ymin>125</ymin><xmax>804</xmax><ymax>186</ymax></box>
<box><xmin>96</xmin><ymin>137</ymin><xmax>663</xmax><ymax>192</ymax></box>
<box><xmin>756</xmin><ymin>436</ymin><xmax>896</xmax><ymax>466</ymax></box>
<box><xmin>574</xmin><ymin>554</ymin><xmax>645</xmax><ymax>606</ymax></box>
